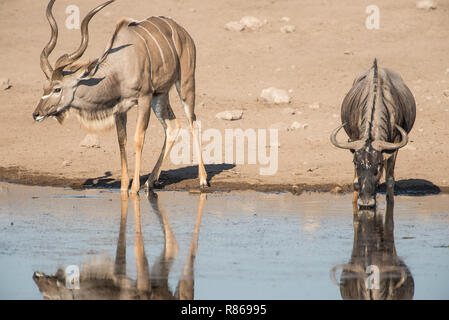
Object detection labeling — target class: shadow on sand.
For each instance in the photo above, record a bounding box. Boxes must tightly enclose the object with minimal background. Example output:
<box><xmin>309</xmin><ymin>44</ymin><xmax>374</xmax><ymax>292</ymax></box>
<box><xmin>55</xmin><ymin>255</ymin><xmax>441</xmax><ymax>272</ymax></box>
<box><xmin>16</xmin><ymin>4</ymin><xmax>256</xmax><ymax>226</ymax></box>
<box><xmin>81</xmin><ymin>163</ymin><xmax>235</xmax><ymax>189</ymax></box>
<box><xmin>378</xmin><ymin>179</ymin><xmax>440</xmax><ymax>196</ymax></box>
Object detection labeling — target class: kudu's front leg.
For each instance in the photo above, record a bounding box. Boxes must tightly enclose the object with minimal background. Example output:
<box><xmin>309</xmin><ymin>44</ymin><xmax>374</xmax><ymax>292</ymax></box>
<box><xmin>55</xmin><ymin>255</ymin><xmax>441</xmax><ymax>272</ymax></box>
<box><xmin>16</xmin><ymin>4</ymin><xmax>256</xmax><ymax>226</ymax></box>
<box><xmin>115</xmin><ymin>113</ymin><xmax>130</xmax><ymax>193</ymax></box>
<box><xmin>130</xmin><ymin>95</ymin><xmax>152</xmax><ymax>194</ymax></box>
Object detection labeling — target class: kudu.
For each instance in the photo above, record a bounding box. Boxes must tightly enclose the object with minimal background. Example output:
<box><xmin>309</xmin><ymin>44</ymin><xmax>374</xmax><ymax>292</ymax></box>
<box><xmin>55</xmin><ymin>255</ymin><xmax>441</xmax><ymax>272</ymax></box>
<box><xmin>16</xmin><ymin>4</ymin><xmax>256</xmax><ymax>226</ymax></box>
<box><xmin>32</xmin><ymin>0</ymin><xmax>208</xmax><ymax>193</ymax></box>
<box><xmin>330</xmin><ymin>200</ymin><xmax>414</xmax><ymax>300</ymax></box>
<box><xmin>32</xmin><ymin>191</ymin><xmax>206</xmax><ymax>299</ymax></box>
<box><xmin>330</xmin><ymin>59</ymin><xmax>416</xmax><ymax>207</ymax></box>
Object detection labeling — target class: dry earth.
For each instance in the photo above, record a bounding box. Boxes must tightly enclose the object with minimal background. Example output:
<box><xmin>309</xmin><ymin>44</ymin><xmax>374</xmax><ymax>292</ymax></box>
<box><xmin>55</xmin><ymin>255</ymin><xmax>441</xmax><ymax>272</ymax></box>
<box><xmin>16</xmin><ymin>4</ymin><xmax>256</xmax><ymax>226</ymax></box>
<box><xmin>0</xmin><ymin>0</ymin><xmax>448</xmax><ymax>193</ymax></box>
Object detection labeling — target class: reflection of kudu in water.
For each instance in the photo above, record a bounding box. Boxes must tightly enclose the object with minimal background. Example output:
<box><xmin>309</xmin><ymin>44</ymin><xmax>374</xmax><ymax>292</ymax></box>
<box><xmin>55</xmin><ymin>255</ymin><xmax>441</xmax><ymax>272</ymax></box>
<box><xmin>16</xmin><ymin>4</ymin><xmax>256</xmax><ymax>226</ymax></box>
<box><xmin>330</xmin><ymin>200</ymin><xmax>414</xmax><ymax>299</ymax></box>
<box><xmin>33</xmin><ymin>192</ymin><xmax>206</xmax><ymax>299</ymax></box>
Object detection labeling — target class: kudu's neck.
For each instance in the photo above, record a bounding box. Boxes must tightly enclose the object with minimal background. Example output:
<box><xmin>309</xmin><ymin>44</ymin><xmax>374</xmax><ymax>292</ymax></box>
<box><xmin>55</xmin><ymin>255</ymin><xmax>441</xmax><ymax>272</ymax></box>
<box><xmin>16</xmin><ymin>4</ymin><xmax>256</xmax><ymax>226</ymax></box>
<box><xmin>72</xmin><ymin>63</ymin><xmax>120</xmax><ymax>111</ymax></box>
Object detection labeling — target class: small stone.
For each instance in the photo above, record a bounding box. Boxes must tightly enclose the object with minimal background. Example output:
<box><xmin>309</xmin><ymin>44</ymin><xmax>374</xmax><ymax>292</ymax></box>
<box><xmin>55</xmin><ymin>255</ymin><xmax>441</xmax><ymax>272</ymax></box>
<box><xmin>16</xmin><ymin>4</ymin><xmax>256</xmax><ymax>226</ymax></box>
<box><xmin>290</xmin><ymin>121</ymin><xmax>302</xmax><ymax>130</ymax></box>
<box><xmin>239</xmin><ymin>16</ymin><xmax>265</xmax><ymax>31</ymax></box>
<box><xmin>292</xmin><ymin>185</ymin><xmax>302</xmax><ymax>195</ymax></box>
<box><xmin>0</xmin><ymin>78</ymin><xmax>11</xmax><ymax>90</ymax></box>
<box><xmin>443</xmin><ymin>90</ymin><xmax>449</xmax><ymax>97</ymax></box>
<box><xmin>215</xmin><ymin>110</ymin><xmax>243</xmax><ymax>121</ymax></box>
<box><xmin>260</xmin><ymin>87</ymin><xmax>291</xmax><ymax>104</ymax></box>
<box><xmin>331</xmin><ymin>186</ymin><xmax>343</xmax><ymax>194</ymax></box>
<box><xmin>280</xmin><ymin>16</ymin><xmax>290</xmax><ymax>22</ymax></box>
<box><xmin>189</xmin><ymin>8</ymin><xmax>196</xmax><ymax>12</ymax></box>
<box><xmin>280</xmin><ymin>25</ymin><xmax>296</xmax><ymax>33</ymax></box>
<box><xmin>80</xmin><ymin>134</ymin><xmax>101</xmax><ymax>148</ymax></box>
<box><xmin>344</xmin><ymin>50</ymin><xmax>354</xmax><ymax>55</ymax></box>
<box><xmin>308</xmin><ymin>102</ymin><xmax>320</xmax><ymax>109</ymax></box>
<box><xmin>62</xmin><ymin>160</ymin><xmax>72</xmax><ymax>167</ymax></box>
<box><xmin>289</xmin><ymin>121</ymin><xmax>309</xmax><ymax>130</ymax></box>
<box><xmin>225</xmin><ymin>21</ymin><xmax>245</xmax><ymax>32</ymax></box>
<box><xmin>416</xmin><ymin>0</ymin><xmax>437</xmax><ymax>10</ymax></box>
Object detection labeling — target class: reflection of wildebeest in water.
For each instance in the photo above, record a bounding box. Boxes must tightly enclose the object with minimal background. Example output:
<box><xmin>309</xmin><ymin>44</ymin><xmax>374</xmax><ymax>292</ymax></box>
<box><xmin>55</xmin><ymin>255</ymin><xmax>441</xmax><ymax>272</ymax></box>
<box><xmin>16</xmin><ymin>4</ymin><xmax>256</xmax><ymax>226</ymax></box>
<box><xmin>330</xmin><ymin>200</ymin><xmax>414</xmax><ymax>300</ymax></box>
<box><xmin>32</xmin><ymin>192</ymin><xmax>206</xmax><ymax>299</ymax></box>
<box><xmin>330</xmin><ymin>60</ymin><xmax>416</xmax><ymax>207</ymax></box>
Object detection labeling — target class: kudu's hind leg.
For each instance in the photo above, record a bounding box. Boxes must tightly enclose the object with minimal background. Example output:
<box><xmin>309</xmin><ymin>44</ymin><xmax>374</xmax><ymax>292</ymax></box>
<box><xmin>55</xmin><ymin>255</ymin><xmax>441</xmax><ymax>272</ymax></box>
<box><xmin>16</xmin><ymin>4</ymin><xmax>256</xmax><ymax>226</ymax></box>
<box><xmin>145</xmin><ymin>94</ymin><xmax>181</xmax><ymax>189</ymax></box>
<box><xmin>115</xmin><ymin>113</ymin><xmax>130</xmax><ymax>193</ymax></box>
<box><xmin>176</xmin><ymin>193</ymin><xmax>206</xmax><ymax>300</ymax></box>
<box><xmin>130</xmin><ymin>95</ymin><xmax>152</xmax><ymax>194</ymax></box>
<box><xmin>175</xmin><ymin>80</ymin><xmax>208</xmax><ymax>188</ymax></box>
<box><xmin>147</xmin><ymin>191</ymin><xmax>179</xmax><ymax>291</ymax></box>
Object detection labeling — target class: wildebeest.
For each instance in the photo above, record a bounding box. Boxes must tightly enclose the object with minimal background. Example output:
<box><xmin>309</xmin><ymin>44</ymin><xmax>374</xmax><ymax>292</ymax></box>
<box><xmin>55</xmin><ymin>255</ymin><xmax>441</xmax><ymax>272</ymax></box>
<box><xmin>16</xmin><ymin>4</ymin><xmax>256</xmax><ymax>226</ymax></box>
<box><xmin>330</xmin><ymin>59</ymin><xmax>416</xmax><ymax>207</ymax></box>
<box><xmin>32</xmin><ymin>0</ymin><xmax>208</xmax><ymax>193</ymax></box>
<box><xmin>330</xmin><ymin>200</ymin><xmax>414</xmax><ymax>300</ymax></box>
<box><xmin>33</xmin><ymin>192</ymin><xmax>206</xmax><ymax>300</ymax></box>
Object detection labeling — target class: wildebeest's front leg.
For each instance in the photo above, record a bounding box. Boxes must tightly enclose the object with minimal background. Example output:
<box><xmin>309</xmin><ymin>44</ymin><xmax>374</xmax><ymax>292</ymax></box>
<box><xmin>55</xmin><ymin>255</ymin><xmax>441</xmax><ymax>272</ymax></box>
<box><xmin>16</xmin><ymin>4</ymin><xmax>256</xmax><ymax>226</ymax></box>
<box><xmin>115</xmin><ymin>113</ymin><xmax>130</xmax><ymax>193</ymax></box>
<box><xmin>384</xmin><ymin>151</ymin><xmax>398</xmax><ymax>201</ymax></box>
<box><xmin>352</xmin><ymin>168</ymin><xmax>359</xmax><ymax>206</ymax></box>
<box><xmin>130</xmin><ymin>95</ymin><xmax>152</xmax><ymax>194</ymax></box>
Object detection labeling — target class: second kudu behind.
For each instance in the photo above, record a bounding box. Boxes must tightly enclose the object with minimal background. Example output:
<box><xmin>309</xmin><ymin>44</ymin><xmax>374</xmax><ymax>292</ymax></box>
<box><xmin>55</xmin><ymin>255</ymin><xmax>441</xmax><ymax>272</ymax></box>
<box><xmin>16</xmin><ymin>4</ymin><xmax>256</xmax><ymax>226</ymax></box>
<box><xmin>32</xmin><ymin>0</ymin><xmax>208</xmax><ymax>193</ymax></box>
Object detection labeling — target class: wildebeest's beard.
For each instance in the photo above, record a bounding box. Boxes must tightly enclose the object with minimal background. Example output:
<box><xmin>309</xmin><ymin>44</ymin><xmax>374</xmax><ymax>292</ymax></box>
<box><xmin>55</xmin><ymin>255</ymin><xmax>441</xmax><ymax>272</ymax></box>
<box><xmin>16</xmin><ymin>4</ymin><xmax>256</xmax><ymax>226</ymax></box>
<box><xmin>353</xmin><ymin>145</ymin><xmax>383</xmax><ymax>207</ymax></box>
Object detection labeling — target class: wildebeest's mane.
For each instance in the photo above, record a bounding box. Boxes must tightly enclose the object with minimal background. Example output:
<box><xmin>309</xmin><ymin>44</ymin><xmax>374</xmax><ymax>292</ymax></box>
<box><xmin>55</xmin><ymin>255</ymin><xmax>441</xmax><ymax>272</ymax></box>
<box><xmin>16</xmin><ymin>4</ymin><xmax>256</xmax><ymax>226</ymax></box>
<box><xmin>341</xmin><ymin>66</ymin><xmax>377</xmax><ymax>141</ymax></box>
<box><xmin>341</xmin><ymin>62</ymin><xmax>416</xmax><ymax>143</ymax></box>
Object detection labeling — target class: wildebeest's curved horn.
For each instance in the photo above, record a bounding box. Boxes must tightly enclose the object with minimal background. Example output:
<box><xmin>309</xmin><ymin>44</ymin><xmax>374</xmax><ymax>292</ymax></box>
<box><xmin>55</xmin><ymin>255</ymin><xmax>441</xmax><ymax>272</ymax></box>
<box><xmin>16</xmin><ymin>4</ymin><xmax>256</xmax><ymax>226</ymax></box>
<box><xmin>54</xmin><ymin>0</ymin><xmax>115</xmax><ymax>71</ymax></box>
<box><xmin>40</xmin><ymin>0</ymin><xmax>58</xmax><ymax>79</ymax></box>
<box><xmin>330</xmin><ymin>264</ymin><xmax>365</xmax><ymax>286</ymax></box>
<box><xmin>381</xmin><ymin>266</ymin><xmax>407</xmax><ymax>289</ymax></box>
<box><xmin>330</xmin><ymin>123</ymin><xmax>365</xmax><ymax>150</ymax></box>
<box><xmin>372</xmin><ymin>125</ymin><xmax>408</xmax><ymax>151</ymax></box>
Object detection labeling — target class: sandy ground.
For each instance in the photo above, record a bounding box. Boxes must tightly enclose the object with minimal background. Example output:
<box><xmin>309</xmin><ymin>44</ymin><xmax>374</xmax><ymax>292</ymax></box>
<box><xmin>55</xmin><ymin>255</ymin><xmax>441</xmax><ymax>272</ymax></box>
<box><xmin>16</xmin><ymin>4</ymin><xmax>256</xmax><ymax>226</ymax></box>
<box><xmin>1</xmin><ymin>0</ymin><xmax>449</xmax><ymax>192</ymax></box>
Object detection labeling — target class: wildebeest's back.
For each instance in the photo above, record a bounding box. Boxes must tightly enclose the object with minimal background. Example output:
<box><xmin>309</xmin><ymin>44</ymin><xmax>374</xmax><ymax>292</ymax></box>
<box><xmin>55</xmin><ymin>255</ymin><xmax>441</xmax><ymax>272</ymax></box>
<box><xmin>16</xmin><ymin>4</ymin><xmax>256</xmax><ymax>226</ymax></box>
<box><xmin>341</xmin><ymin>65</ymin><xmax>415</xmax><ymax>142</ymax></box>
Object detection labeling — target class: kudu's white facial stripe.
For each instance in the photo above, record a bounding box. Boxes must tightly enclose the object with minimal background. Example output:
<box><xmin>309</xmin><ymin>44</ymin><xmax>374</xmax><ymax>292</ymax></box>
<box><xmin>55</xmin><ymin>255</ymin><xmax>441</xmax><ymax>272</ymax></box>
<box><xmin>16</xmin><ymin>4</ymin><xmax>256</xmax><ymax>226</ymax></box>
<box><xmin>41</xmin><ymin>90</ymin><xmax>61</xmax><ymax>100</ymax></box>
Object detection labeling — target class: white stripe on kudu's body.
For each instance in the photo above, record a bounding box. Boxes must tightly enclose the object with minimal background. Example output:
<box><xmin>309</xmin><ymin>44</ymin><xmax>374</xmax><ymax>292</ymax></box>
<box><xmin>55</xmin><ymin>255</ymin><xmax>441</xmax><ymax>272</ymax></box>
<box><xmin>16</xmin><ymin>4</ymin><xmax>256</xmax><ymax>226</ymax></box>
<box><xmin>32</xmin><ymin>0</ymin><xmax>208</xmax><ymax>193</ymax></box>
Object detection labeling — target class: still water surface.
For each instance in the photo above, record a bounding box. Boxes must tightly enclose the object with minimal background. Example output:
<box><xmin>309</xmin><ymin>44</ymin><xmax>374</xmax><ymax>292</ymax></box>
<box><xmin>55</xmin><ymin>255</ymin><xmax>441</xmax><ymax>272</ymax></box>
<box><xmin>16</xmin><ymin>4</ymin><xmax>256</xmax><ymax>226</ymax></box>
<box><xmin>0</xmin><ymin>183</ymin><xmax>448</xmax><ymax>299</ymax></box>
